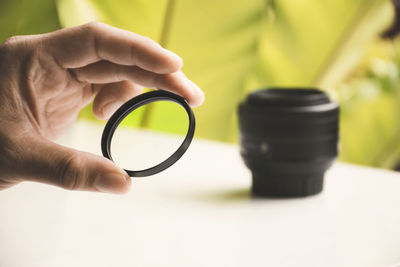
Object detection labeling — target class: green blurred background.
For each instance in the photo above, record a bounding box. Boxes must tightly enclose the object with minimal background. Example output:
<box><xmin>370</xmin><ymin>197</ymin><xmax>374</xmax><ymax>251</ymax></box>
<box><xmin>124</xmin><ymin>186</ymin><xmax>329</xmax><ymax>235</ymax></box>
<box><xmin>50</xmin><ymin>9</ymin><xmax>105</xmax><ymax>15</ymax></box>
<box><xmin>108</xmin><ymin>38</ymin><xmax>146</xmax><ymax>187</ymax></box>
<box><xmin>1</xmin><ymin>0</ymin><xmax>400</xmax><ymax>169</ymax></box>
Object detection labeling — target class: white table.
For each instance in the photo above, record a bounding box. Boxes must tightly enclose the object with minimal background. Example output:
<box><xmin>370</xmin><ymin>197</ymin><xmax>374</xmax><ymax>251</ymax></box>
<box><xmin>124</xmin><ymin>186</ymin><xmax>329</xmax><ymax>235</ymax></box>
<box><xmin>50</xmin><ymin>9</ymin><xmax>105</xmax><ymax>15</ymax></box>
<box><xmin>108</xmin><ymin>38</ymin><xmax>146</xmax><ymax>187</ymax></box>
<box><xmin>1</xmin><ymin>121</ymin><xmax>400</xmax><ymax>267</ymax></box>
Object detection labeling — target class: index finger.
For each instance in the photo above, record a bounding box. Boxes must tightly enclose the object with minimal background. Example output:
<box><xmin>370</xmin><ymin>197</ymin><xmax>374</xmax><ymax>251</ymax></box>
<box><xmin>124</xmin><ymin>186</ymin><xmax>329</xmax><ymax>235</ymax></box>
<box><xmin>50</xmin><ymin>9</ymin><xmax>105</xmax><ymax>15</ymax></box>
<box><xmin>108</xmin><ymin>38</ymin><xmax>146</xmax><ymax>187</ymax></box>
<box><xmin>41</xmin><ymin>22</ymin><xmax>183</xmax><ymax>73</ymax></box>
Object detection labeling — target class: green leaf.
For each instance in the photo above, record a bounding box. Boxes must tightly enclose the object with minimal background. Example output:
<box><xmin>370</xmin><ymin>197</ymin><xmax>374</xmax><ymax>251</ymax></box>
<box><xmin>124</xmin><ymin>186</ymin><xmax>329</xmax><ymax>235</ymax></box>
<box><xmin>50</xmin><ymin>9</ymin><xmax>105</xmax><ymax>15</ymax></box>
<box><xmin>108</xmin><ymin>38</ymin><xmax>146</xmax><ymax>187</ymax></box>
<box><xmin>253</xmin><ymin>0</ymin><xmax>393</xmax><ymax>88</ymax></box>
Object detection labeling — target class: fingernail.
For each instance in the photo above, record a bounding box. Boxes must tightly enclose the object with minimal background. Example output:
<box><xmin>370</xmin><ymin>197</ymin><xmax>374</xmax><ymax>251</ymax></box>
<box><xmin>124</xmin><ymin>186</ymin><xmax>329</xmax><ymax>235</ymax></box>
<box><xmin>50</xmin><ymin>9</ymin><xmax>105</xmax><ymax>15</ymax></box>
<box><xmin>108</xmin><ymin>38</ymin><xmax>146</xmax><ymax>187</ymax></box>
<box><xmin>94</xmin><ymin>173</ymin><xmax>130</xmax><ymax>194</ymax></box>
<box><xmin>187</xmin><ymin>79</ymin><xmax>205</xmax><ymax>107</ymax></box>
<box><xmin>102</xmin><ymin>101</ymin><xmax>123</xmax><ymax>118</ymax></box>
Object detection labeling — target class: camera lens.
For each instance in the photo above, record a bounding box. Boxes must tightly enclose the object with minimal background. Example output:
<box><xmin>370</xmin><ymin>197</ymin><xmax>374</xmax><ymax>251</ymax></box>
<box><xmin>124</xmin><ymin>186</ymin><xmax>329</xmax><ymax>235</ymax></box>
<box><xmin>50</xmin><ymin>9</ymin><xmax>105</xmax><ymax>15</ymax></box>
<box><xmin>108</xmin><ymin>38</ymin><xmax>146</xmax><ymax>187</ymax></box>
<box><xmin>238</xmin><ymin>88</ymin><xmax>339</xmax><ymax>197</ymax></box>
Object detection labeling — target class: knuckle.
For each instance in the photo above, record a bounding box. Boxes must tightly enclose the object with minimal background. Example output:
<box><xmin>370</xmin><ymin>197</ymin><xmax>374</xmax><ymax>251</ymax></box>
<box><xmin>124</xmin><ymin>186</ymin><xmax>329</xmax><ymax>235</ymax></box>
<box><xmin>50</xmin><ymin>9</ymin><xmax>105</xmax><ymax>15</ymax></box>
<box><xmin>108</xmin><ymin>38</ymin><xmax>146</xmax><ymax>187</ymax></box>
<box><xmin>0</xmin><ymin>36</ymin><xmax>23</xmax><ymax>55</ymax></box>
<box><xmin>84</xmin><ymin>21</ymin><xmax>104</xmax><ymax>34</ymax></box>
<box><xmin>2</xmin><ymin>35</ymin><xmax>25</xmax><ymax>47</ymax></box>
<box><xmin>57</xmin><ymin>155</ymin><xmax>84</xmax><ymax>191</ymax></box>
<box><xmin>82</xmin><ymin>22</ymin><xmax>104</xmax><ymax>57</ymax></box>
<box><xmin>159</xmin><ymin>73</ymin><xmax>175</xmax><ymax>88</ymax></box>
<box><xmin>0</xmin><ymin>35</ymin><xmax>36</xmax><ymax>63</ymax></box>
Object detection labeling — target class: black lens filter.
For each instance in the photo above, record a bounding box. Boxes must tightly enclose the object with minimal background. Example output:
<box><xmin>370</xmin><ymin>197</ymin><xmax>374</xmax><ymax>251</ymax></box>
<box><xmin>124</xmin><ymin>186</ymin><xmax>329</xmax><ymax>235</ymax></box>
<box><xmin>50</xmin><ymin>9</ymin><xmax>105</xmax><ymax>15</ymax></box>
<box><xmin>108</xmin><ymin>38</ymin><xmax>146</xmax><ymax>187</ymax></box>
<box><xmin>101</xmin><ymin>90</ymin><xmax>195</xmax><ymax>178</ymax></box>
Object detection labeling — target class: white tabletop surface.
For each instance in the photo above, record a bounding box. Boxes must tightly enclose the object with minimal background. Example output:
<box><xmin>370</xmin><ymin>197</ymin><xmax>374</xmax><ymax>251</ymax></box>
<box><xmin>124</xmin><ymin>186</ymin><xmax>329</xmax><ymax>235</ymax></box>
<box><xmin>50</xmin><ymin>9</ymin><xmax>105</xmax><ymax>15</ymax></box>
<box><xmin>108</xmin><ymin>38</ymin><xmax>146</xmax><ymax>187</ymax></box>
<box><xmin>1</xmin><ymin>121</ymin><xmax>400</xmax><ymax>267</ymax></box>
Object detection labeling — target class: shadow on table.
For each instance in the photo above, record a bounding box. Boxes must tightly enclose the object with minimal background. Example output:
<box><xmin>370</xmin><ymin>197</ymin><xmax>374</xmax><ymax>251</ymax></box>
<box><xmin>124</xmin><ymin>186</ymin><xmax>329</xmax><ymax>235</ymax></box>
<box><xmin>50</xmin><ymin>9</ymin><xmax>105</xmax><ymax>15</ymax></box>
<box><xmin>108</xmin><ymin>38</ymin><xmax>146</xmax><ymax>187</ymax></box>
<box><xmin>190</xmin><ymin>187</ymin><xmax>319</xmax><ymax>204</ymax></box>
<box><xmin>189</xmin><ymin>188</ymin><xmax>250</xmax><ymax>204</ymax></box>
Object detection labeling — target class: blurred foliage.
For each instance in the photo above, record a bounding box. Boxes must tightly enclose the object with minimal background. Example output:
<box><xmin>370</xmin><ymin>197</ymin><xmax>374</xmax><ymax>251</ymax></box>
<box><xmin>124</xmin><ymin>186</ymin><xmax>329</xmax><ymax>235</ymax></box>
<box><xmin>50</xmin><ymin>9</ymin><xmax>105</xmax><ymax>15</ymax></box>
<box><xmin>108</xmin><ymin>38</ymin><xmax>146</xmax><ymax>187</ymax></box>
<box><xmin>1</xmin><ymin>0</ymin><xmax>400</xmax><ymax>169</ymax></box>
<box><xmin>0</xmin><ymin>0</ymin><xmax>60</xmax><ymax>42</ymax></box>
<box><xmin>56</xmin><ymin>0</ymin><xmax>268</xmax><ymax>142</ymax></box>
<box><xmin>334</xmin><ymin>39</ymin><xmax>400</xmax><ymax>168</ymax></box>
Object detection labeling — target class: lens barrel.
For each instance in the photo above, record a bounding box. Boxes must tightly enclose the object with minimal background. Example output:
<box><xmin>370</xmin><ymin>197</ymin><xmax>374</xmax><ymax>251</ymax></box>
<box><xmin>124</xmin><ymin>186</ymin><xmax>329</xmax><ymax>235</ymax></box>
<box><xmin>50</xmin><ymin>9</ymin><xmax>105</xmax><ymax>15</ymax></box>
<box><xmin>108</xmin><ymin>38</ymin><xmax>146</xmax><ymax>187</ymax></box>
<box><xmin>238</xmin><ymin>88</ymin><xmax>339</xmax><ymax>197</ymax></box>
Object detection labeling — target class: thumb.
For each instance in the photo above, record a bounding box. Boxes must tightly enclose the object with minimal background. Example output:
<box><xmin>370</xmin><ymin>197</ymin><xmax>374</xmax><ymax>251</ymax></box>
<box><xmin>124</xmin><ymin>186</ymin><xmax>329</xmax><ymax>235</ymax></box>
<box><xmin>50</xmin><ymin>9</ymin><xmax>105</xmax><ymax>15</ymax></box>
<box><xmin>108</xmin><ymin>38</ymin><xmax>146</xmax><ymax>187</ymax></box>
<box><xmin>18</xmin><ymin>135</ymin><xmax>131</xmax><ymax>194</ymax></box>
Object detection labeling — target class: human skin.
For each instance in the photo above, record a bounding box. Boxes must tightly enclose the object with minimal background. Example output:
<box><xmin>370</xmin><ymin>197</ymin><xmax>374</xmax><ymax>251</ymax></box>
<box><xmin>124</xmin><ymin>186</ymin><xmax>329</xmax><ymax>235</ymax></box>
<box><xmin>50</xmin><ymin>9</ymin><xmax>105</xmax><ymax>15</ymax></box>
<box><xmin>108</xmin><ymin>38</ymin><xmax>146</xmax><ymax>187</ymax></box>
<box><xmin>0</xmin><ymin>22</ymin><xmax>204</xmax><ymax>194</ymax></box>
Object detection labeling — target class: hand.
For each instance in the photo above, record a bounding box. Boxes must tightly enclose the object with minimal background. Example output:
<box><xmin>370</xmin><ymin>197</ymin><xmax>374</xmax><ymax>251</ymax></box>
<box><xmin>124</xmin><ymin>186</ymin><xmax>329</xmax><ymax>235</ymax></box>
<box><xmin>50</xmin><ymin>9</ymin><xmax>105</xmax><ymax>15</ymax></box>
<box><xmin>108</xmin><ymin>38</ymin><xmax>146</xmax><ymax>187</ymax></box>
<box><xmin>0</xmin><ymin>22</ymin><xmax>204</xmax><ymax>193</ymax></box>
